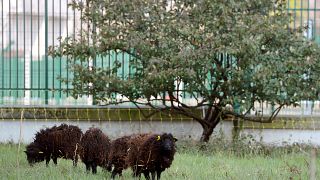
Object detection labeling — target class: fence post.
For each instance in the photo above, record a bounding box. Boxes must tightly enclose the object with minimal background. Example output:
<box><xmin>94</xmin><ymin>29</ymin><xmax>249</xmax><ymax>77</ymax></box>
<box><xmin>44</xmin><ymin>0</ymin><xmax>48</xmax><ymax>104</ymax></box>
<box><xmin>1</xmin><ymin>0</ymin><xmax>3</xmax><ymax>103</ymax></box>
<box><xmin>310</xmin><ymin>148</ymin><xmax>317</xmax><ymax>180</ymax></box>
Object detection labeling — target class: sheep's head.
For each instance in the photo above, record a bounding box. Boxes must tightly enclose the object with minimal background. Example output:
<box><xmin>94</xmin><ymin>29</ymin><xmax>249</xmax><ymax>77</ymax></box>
<box><xmin>24</xmin><ymin>142</ymin><xmax>45</xmax><ymax>166</ymax></box>
<box><xmin>156</xmin><ymin>133</ymin><xmax>177</xmax><ymax>152</ymax></box>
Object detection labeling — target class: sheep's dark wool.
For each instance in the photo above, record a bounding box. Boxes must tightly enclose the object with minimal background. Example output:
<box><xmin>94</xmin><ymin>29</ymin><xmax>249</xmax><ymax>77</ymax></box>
<box><xmin>25</xmin><ymin>124</ymin><xmax>83</xmax><ymax>166</ymax></box>
<box><xmin>126</xmin><ymin>133</ymin><xmax>151</xmax><ymax>176</ymax></box>
<box><xmin>106</xmin><ymin>135</ymin><xmax>132</xmax><ymax>179</ymax></box>
<box><xmin>107</xmin><ymin>133</ymin><xmax>151</xmax><ymax>179</ymax></box>
<box><xmin>127</xmin><ymin>133</ymin><xmax>177</xmax><ymax>180</ymax></box>
<box><xmin>79</xmin><ymin>128</ymin><xmax>111</xmax><ymax>174</ymax></box>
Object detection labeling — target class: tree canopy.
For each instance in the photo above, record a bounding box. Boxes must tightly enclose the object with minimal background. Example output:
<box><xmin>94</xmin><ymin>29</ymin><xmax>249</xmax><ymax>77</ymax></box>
<box><xmin>51</xmin><ymin>0</ymin><xmax>320</xmax><ymax>142</ymax></box>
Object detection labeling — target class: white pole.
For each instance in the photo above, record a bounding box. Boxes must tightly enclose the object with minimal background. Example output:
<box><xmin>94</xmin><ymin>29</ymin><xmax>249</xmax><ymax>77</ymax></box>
<box><xmin>310</xmin><ymin>148</ymin><xmax>317</xmax><ymax>180</ymax></box>
<box><xmin>24</xmin><ymin>54</ymin><xmax>31</xmax><ymax>105</ymax></box>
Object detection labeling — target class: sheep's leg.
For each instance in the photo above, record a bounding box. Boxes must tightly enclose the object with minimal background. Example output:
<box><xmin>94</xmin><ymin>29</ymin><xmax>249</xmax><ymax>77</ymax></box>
<box><xmin>111</xmin><ymin>168</ymin><xmax>123</xmax><ymax>178</ymax></box>
<box><xmin>45</xmin><ymin>156</ymin><xmax>51</xmax><ymax>166</ymax></box>
<box><xmin>156</xmin><ymin>170</ymin><xmax>162</xmax><ymax>180</ymax></box>
<box><xmin>52</xmin><ymin>156</ymin><xmax>58</xmax><ymax>165</ymax></box>
<box><xmin>111</xmin><ymin>171</ymin><xmax>116</xmax><ymax>179</ymax></box>
<box><xmin>91</xmin><ymin>162</ymin><xmax>97</xmax><ymax>174</ymax></box>
<box><xmin>133</xmin><ymin>166</ymin><xmax>141</xmax><ymax>177</ymax></box>
<box><xmin>73</xmin><ymin>156</ymin><xmax>78</xmax><ymax>167</ymax></box>
<box><xmin>85</xmin><ymin>163</ymin><xmax>91</xmax><ymax>172</ymax></box>
<box><xmin>132</xmin><ymin>171</ymin><xmax>142</xmax><ymax>179</ymax></box>
<box><xmin>143</xmin><ymin>171</ymin><xmax>150</xmax><ymax>180</ymax></box>
<box><xmin>106</xmin><ymin>162</ymin><xmax>112</xmax><ymax>172</ymax></box>
<box><xmin>138</xmin><ymin>173</ymin><xmax>142</xmax><ymax>180</ymax></box>
<box><xmin>151</xmin><ymin>171</ymin><xmax>156</xmax><ymax>180</ymax></box>
<box><xmin>132</xmin><ymin>166</ymin><xmax>138</xmax><ymax>177</ymax></box>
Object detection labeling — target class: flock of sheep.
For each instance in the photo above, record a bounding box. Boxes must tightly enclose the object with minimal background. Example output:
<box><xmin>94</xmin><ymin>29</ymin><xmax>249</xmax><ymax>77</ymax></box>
<box><xmin>24</xmin><ymin>124</ymin><xmax>177</xmax><ymax>180</ymax></box>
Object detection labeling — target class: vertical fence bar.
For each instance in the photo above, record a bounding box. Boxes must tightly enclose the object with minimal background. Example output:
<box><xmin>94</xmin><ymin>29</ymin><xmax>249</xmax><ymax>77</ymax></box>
<box><xmin>45</xmin><ymin>0</ymin><xmax>48</xmax><ymax>104</ymax></box>
<box><xmin>314</xmin><ymin>0</ymin><xmax>317</xmax><ymax>39</ymax></box>
<box><xmin>92</xmin><ymin>2</ymin><xmax>97</xmax><ymax>105</ymax></box>
<box><xmin>287</xmin><ymin>0</ymin><xmax>289</xmax><ymax>15</ymax></box>
<box><xmin>108</xmin><ymin>52</ymin><xmax>110</xmax><ymax>77</ymax></box>
<box><xmin>108</xmin><ymin>27</ymin><xmax>111</xmax><ymax>79</ymax></box>
<box><xmin>71</xmin><ymin>0</ymin><xmax>76</xmax><ymax>98</ymax></box>
<box><xmin>86</xmin><ymin>0</ymin><xmax>90</xmax><ymax>100</ymax></box>
<box><xmin>1</xmin><ymin>0</ymin><xmax>4</xmax><ymax>100</ymax></box>
<box><xmin>59</xmin><ymin>0</ymin><xmax>62</xmax><ymax>99</ymax></box>
<box><xmin>87</xmin><ymin>0</ymin><xmax>89</xmax><ymax>68</ymax></box>
<box><xmin>80</xmin><ymin>0</ymin><xmax>82</xmax><ymax>42</ymax></box>
<box><xmin>307</xmin><ymin>0</ymin><xmax>310</xmax><ymax>39</ymax></box>
<box><xmin>70</xmin><ymin>0</ymin><xmax>77</xmax><ymax>98</ymax></box>
<box><xmin>80</xmin><ymin>0</ymin><xmax>83</xmax><ymax>72</ymax></box>
<box><xmin>30</xmin><ymin>0</ymin><xmax>33</xmax><ymax>97</ymax></box>
<box><xmin>101</xmin><ymin>56</ymin><xmax>104</xmax><ymax>68</ymax></box>
<box><xmin>115</xmin><ymin>52</ymin><xmax>117</xmax><ymax>77</ymax></box>
<box><xmin>16</xmin><ymin>0</ymin><xmax>18</xmax><ymax>99</ymax></box>
<box><xmin>128</xmin><ymin>54</ymin><xmax>131</xmax><ymax>79</ymax></box>
<box><xmin>37</xmin><ymin>0</ymin><xmax>40</xmax><ymax>97</ymax></box>
<box><xmin>66</xmin><ymin>0</ymin><xmax>70</xmax><ymax>97</ymax></box>
<box><xmin>23</xmin><ymin>0</ymin><xmax>25</xmax><ymax>98</ymax></box>
<box><xmin>101</xmin><ymin>8</ymin><xmax>104</xmax><ymax>68</ymax></box>
<box><xmin>300</xmin><ymin>0</ymin><xmax>303</xmax><ymax>28</ymax></box>
<box><xmin>122</xmin><ymin>51</ymin><xmax>124</xmax><ymax>80</ymax></box>
<box><xmin>9</xmin><ymin>0</ymin><xmax>11</xmax><ymax>97</ymax></box>
<box><xmin>52</xmin><ymin>0</ymin><xmax>55</xmax><ymax>97</ymax></box>
<box><xmin>293</xmin><ymin>0</ymin><xmax>296</xmax><ymax>29</ymax></box>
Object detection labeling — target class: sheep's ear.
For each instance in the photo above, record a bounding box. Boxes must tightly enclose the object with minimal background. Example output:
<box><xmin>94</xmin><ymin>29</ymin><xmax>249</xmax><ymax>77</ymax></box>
<box><xmin>156</xmin><ymin>135</ymin><xmax>161</xmax><ymax>141</ymax></box>
<box><xmin>173</xmin><ymin>137</ymin><xmax>178</xmax><ymax>142</ymax></box>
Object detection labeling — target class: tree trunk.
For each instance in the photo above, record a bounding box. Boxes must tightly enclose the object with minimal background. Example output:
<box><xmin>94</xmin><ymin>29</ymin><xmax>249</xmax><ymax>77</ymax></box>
<box><xmin>232</xmin><ymin>118</ymin><xmax>243</xmax><ymax>142</ymax></box>
<box><xmin>199</xmin><ymin>120</ymin><xmax>220</xmax><ymax>142</ymax></box>
<box><xmin>199</xmin><ymin>108</ymin><xmax>222</xmax><ymax>142</ymax></box>
<box><xmin>200</xmin><ymin>126</ymin><xmax>214</xmax><ymax>142</ymax></box>
<box><xmin>232</xmin><ymin>118</ymin><xmax>240</xmax><ymax>141</ymax></box>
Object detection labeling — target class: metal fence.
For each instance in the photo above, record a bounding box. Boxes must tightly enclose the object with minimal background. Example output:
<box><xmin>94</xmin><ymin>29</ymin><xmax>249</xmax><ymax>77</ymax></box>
<box><xmin>0</xmin><ymin>0</ymin><xmax>320</xmax><ymax>106</ymax></box>
<box><xmin>288</xmin><ymin>0</ymin><xmax>320</xmax><ymax>42</ymax></box>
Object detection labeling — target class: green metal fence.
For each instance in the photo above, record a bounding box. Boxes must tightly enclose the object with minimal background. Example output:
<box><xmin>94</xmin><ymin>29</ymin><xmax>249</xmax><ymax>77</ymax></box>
<box><xmin>0</xmin><ymin>0</ymin><xmax>133</xmax><ymax>105</ymax></box>
<box><xmin>0</xmin><ymin>0</ymin><xmax>320</xmax><ymax>106</ymax></box>
<box><xmin>288</xmin><ymin>0</ymin><xmax>320</xmax><ymax>43</ymax></box>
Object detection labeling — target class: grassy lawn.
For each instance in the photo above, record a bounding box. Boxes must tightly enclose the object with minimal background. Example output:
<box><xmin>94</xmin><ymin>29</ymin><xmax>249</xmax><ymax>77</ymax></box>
<box><xmin>0</xmin><ymin>142</ymin><xmax>318</xmax><ymax>180</ymax></box>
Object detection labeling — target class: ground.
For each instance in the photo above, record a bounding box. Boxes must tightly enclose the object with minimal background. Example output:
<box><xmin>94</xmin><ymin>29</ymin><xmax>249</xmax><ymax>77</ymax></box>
<box><xmin>0</xmin><ymin>142</ymin><xmax>319</xmax><ymax>179</ymax></box>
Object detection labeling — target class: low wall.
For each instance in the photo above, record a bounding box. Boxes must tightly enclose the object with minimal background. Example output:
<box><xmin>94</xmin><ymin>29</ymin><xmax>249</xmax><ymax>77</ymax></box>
<box><xmin>1</xmin><ymin>120</ymin><xmax>319</xmax><ymax>146</ymax></box>
<box><xmin>1</xmin><ymin>107</ymin><xmax>320</xmax><ymax>130</ymax></box>
<box><xmin>0</xmin><ymin>107</ymin><xmax>199</xmax><ymax>121</ymax></box>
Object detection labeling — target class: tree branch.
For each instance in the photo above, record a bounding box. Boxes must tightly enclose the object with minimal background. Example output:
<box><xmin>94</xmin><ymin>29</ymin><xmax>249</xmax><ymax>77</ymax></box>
<box><xmin>170</xmin><ymin>105</ymin><xmax>211</xmax><ymax>127</ymax></box>
<box><xmin>223</xmin><ymin>103</ymin><xmax>285</xmax><ymax>123</ymax></box>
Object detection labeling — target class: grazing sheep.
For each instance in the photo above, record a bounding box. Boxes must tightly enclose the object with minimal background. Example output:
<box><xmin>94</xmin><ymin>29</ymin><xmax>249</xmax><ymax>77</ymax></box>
<box><xmin>126</xmin><ymin>133</ymin><xmax>151</xmax><ymax>177</ymax></box>
<box><xmin>25</xmin><ymin>124</ymin><xmax>83</xmax><ymax>166</ymax></box>
<box><xmin>106</xmin><ymin>133</ymin><xmax>151</xmax><ymax>179</ymax></box>
<box><xmin>79</xmin><ymin>128</ymin><xmax>111</xmax><ymax>174</ymax></box>
<box><xmin>127</xmin><ymin>133</ymin><xmax>177</xmax><ymax>180</ymax></box>
<box><xmin>106</xmin><ymin>135</ymin><xmax>132</xmax><ymax>179</ymax></box>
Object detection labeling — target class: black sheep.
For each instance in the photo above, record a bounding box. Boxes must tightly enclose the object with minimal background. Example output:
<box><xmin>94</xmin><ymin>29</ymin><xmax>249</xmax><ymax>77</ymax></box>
<box><xmin>79</xmin><ymin>127</ymin><xmax>111</xmax><ymax>174</ymax></box>
<box><xmin>127</xmin><ymin>133</ymin><xmax>177</xmax><ymax>180</ymax></box>
<box><xmin>107</xmin><ymin>133</ymin><xmax>150</xmax><ymax>179</ymax></box>
<box><xmin>25</xmin><ymin>124</ymin><xmax>83</xmax><ymax>166</ymax></box>
<box><xmin>106</xmin><ymin>135</ymin><xmax>132</xmax><ymax>179</ymax></box>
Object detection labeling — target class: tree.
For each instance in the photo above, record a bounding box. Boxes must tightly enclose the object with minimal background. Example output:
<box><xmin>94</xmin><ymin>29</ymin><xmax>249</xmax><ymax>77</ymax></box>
<box><xmin>51</xmin><ymin>0</ymin><xmax>320</xmax><ymax>142</ymax></box>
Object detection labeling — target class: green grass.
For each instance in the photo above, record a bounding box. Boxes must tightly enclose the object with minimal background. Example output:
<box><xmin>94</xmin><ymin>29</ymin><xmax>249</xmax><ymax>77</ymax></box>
<box><xmin>0</xmin><ymin>143</ymin><xmax>319</xmax><ymax>180</ymax></box>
